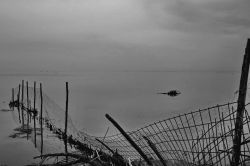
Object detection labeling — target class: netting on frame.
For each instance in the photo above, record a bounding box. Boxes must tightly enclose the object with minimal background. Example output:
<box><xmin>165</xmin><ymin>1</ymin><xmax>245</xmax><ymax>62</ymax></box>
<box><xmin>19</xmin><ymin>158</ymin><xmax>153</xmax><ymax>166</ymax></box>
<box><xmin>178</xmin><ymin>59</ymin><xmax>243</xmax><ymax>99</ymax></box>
<box><xmin>100</xmin><ymin>102</ymin><xmax>250</xmax><ymax>166</ymax></box>
<box><xmin>10</xmin><ymin>84</ymin><xmax>250</xmax><ymax>165</ymax></box>
<box><xmin>11</xmin><ymin>85</ymin><xmax>87</xmax><ymax>155</ymax></box>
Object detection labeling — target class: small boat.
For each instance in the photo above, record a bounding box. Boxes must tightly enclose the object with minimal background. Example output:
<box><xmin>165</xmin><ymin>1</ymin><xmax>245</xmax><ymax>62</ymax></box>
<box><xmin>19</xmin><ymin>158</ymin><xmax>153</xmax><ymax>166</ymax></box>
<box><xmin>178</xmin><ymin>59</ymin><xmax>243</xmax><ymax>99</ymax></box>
<box><xmin>157</xmin><ymin>90</ymin><xmax>181</xmax><ymax>97</ymax></box>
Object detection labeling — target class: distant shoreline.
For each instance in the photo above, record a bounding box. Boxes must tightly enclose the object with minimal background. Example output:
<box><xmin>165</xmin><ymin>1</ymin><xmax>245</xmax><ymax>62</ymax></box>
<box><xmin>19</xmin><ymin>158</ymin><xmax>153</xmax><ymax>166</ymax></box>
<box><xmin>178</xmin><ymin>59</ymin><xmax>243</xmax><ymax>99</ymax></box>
<box><xmin>0</xmin><ymin>70</ymin><xmax>241</xmax><ymax>77</ymax></box>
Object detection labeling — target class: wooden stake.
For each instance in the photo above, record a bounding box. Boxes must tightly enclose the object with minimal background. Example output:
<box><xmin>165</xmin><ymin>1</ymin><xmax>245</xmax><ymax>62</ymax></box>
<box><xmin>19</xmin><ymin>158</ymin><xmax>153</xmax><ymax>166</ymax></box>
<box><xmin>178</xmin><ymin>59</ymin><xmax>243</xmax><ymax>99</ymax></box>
<box><xmin>12</xmin><ymin>88</ymin><xmax>14</xmax><ymax>111</ymax></box>
<box><xmin>105</xmin><ymin>114</ymin><xmax>153</xmax><ymax>166</ymax></box>
<box><xmin>21</xmin><ymin>80</ymin><xmax>24</xmax><ymax>128</ymax></box>
<box><xmin>96</xmin><ymin>138</ymin><xmax>115</xmax><ymax>155</ymax></box>
<box><xmin>12</xmin><ymin>88</ymin><xmax>14</xmax><ymax>102</ymax></box>
<box><xmin>65</xmin><ymin>82</ymin><xmax>69</xmax><ymax>136</ymax></box>
<box><xmin>18</xmin><ymin>84</ymin><xmax>21</xmax><ymax>123</ymax></box>
<box><xmin>143</xmin><ymin>136</ymin><xmax>167</xmax><ymax>166</ymax></box>
<box><xmin>100</xmin><ymin>127</ymin><xmax>109</xmax><ymax>151</ymax></box>
<box><xmin>231</xmin><ymin>39</ymin><xmax>250</xmax><ymax>166</ymax></box>
<box><xmin>34</xmin><ymin>81</ymin><xmax>37</xmax><ymax>148</ymax></box>
<box><xmin>26</xmin><ymin>81</ymin><xmax>29</xmax><ymax>140</ymax></box>
<box><xmin>64</xmin><ymin>82</ymin><xmax>69</xmax><ymax>162</ymax></box>
<box><xmin>40</xmin><ymin>83</ymin><xmax>43</xmax><ymax>155</ymax></box>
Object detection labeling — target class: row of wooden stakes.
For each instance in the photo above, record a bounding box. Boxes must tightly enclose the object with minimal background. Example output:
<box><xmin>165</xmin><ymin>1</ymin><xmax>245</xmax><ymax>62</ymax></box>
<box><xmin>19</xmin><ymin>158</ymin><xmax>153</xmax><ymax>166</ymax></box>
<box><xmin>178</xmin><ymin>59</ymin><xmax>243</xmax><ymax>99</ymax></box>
<box><xmin>8</xmin><ymin>81</ymin><xmax>129</xmax><ymax>166</ymax></box>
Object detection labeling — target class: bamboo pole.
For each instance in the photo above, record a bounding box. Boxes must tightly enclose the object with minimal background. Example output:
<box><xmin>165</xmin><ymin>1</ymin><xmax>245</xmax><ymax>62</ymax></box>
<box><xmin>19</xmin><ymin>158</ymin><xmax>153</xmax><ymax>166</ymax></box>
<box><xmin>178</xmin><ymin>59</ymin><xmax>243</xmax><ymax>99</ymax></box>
<box><xmin>26</xmin><ymin>81</ymin><xmax>29</xmax><ymax>140</ymax></box>
<box><xmin>18</xmin><ymin>84</ymin><xmax>21</xmax><ymax>123</ymax></box>
<box><xmin>231</xmin><ymin>39</ymin><xmax>250</xmax><ymax>166</ymax></box>
<box><xmin>65</xmin><ymin>82</ymin><xmax>69</xmax><ymax>137</ymax></box>
<box><xmin>105</xmin><ymin>114</ymin><xmax>153</xmax><ymax>166</ymax></box>
<box><xmin>64</xmin><ymin>82</ymin><xmax>69</xmax><ymax>162</ymax></box>
<box><xmin>100</xmin><ymin>127</ymin><xmax>109</xmax><ymax>151</ymax></box>
<box><xmin>143</xmin><ymin>136</ymin><xmax>167</xmax><ymax>166</ymax></box>
<box><xmin>12</xmin><ymin>88</ymin><xmax>14</xmax><ymax>111</ymax></box>
<box><xmin>21</xmin><ymin>80</ymin><xmax>24</xmax><ymax>128</ymax></box>
<box><xmin>40</xmin><ymin>83</ymin><xmax>43</xmax><ymax>155</ymax></box>
<box><xmin>96</xmin><ymin>138</ymin><xmax>115</xmax><ymax>155</ymax></box>
<box><xmin>12</xmin><ymin>88</ymin><xmax>14</xmax><ymax>102</ymax></box>
<box><xmin>34</xmin><ymin>81</ymin><xmax>37</xmax><ymax>148</ymax></box>
<box><xmin>18</xmin><ymin>84</ymin><xmax>20</xmax><ymax>103</ymax></box>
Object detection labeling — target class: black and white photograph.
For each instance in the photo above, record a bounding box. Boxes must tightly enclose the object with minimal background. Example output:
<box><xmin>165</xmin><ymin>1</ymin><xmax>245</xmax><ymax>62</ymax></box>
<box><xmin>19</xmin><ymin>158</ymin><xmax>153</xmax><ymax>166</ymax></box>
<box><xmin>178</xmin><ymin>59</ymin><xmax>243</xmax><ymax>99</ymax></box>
<box><xmin>0</xmin><ymin>0</ymin><xmax>250</xmax><ymax>165</ymax></box>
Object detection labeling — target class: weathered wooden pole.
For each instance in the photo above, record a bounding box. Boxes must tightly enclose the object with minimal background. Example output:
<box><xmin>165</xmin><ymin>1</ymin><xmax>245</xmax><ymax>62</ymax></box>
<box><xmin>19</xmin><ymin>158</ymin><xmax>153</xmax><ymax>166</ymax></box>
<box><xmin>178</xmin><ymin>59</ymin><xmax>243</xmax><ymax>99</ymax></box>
<box><xmin>34</xmin><ymin>81</ymin><xmax>37</xmax><ymax>148</ymax></box>
<box><xmin>12</xmin><ymin>88</ymin><xmax>14</xmax><ymax>111</ymax></box>
<box><xmin>18</xmin><ymin>84</ymin><xmax>20</xmax><ymax>103</ymax></box>
<box><xmin>231</xmin><ymin>39</ymin><xmax>250</xmax><ymax>166</ymax></box>
<box><xmin>12</xmin><ymin>88</ymin><xmax>14</xmax><ymax>102</ymax></box>
<box><xmin>18</xmin><ymin>84</ymin><xmax>21</xmax><ymax>123</ymax></box>
<box><xmin>26</xmin><ymin>81</ymin><xmax>29</xmax><ymax>108</ymax></box>
<box><xmin>64</xmin><ymin>82</ymin><xmax>69</xmax><ymax>162</ymax></box>
<box><xmin>143</xmin><ymin>136</ymin><xmax>167</xmax><ymax>166</ymax></box>
<box><xmin>26</xmin><ymin>81</ymin><xmax>29</xmax><ymax>140</ymax></box>
<box><xmin>96</xmin><ymin>138</ymin><xmax>115</xmax><ymax>155</ymax></box>
<box><xmin>21</xmin><ymin>80</ymin><xmax>24</xmax><ymax>128</ymax></box>
<box><xmin>40</xmin><ymin>83</ymin><xmax>43</xmax><ymax>155</ymax></box>
<box><xmin>105</xmin><ymin>114</ymin><xmax>153</xmax><ymax>166</ymax></box>
<box><xmin>65</xmin><ymin>82</ymin><xmax>69</xmax><ymax>137</ymax></box>
<box><xmin>100</xmin><ymin>127</ymin><xmax>109</xmax><ymax>151</ymax></box>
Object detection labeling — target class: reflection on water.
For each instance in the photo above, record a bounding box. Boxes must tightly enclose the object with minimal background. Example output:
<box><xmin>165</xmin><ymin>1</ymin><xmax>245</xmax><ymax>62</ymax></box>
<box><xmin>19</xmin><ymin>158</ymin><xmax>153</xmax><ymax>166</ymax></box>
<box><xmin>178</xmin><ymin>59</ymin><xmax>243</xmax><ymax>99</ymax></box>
<box><xmin>9</xmin><ymin>125</ymin><xmax>32</xmax><ymax>139</ymax></box>
<box><xmin>0</xmin><ymin>108</ymin><xmax>13</xmax><ymax>112</ymax></box>
<box><xmin>0</xmin><ymin>71</ymin><xmax>242</xmax><ymax>165</ymax></box>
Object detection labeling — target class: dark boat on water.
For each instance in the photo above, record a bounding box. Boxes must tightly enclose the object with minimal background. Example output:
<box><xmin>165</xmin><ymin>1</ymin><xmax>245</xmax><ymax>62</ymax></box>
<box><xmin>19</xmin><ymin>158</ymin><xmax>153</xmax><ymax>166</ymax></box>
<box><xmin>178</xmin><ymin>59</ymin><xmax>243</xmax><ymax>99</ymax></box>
<box><xmin>157</xmin><ymin>90</ymin><xmax>181</xmax><ymax>97</ymax></box>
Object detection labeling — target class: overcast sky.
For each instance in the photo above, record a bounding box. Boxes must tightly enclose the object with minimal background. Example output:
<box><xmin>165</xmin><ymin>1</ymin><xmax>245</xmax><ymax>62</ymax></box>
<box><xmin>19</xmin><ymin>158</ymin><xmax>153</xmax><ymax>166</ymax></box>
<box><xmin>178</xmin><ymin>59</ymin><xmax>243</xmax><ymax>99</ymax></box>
<box><xmin>0</xmin><ymin>0</ymin><xmax>250</xmax><ymax>73</ymax></box>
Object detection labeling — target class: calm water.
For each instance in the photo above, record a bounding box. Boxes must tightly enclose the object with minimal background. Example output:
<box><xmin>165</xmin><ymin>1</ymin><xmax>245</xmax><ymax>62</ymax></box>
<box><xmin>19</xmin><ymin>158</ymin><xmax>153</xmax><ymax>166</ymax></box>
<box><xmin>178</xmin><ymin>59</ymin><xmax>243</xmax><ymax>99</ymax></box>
<box><xmin>0</xmin><ymin>71</ymin><xmax>241</xmax><ymax>165</ymax></box>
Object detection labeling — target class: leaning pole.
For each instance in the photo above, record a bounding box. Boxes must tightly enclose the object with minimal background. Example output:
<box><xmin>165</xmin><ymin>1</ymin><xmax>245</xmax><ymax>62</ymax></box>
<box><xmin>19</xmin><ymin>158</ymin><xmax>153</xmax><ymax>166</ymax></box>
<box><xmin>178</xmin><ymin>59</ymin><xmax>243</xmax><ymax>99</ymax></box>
<box><xmin>231</xmin><ymin>39</ymin><xmax>250</xmax><ymax>166</ymax></box>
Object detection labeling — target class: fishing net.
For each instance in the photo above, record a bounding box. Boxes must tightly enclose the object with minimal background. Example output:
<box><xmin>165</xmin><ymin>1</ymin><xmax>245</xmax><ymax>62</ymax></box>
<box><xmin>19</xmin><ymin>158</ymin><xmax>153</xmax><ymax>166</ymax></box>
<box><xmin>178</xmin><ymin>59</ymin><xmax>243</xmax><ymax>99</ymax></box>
<box><xmin>11</xmin><ymin>84</ymin><xmax>103</xmax><ymax>157</ymax></box>
<box><xmin>9</xmin><ymin>82</ymin><xmax>250</xmax><ymax>165</ymax></box>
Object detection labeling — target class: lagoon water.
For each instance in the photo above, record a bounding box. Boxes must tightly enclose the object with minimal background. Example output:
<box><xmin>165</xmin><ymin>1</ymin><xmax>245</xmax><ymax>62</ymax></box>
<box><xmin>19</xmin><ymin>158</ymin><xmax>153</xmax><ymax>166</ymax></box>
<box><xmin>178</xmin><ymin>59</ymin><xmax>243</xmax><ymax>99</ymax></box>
<box><xmin>0</xmin><ymin>71</ymin><xmax>242</xmax><ymax>165</ymax></box>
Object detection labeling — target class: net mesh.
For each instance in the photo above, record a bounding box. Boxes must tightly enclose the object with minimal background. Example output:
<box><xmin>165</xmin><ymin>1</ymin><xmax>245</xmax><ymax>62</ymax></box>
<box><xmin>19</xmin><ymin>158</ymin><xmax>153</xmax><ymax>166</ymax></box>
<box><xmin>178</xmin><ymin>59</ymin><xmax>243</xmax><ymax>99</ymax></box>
<box><xmin>9</xmin><ymin>84</ymin><xmax>250</xmax><ymax>165</ymax></box>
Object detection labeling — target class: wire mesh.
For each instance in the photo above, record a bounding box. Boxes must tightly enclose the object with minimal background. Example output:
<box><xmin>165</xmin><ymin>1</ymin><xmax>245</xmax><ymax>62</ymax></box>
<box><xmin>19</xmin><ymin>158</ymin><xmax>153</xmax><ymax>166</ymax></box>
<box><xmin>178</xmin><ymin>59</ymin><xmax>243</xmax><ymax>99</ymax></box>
<box><xmin>9</xmin><ymin>84</ymin><xmax>250</xmax><ymax>166</ymax></box>
<box><xmin>98</xmin><ymin>102</ymin><xmax>250</xmax><ymax>166</ymax></box>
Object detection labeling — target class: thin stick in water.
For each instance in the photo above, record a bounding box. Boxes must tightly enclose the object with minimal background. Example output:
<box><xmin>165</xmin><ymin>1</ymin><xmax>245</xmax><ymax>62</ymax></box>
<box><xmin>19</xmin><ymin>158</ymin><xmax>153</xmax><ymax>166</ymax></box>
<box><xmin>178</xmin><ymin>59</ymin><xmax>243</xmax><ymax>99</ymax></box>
<box><xmin>34</xmin><ymin>81</ymin><xmax>37</xmax><ymax>148</ymax></box>
<box><xmin>40</xmin><ymin>83</ymin><xmax>43</xmax><ymax>155</ymax></box>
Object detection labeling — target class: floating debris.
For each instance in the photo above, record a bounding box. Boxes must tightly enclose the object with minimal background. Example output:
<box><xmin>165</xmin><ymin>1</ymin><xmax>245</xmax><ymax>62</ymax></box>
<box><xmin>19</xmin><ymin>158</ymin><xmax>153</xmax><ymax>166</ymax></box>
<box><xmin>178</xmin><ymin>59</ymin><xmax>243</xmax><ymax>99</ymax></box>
<box><xmin>0</xmin><ymin>108</ymin><xmax>13</xmax><ymax>112</ymax></box>
<box><xmin>157</xmin><ymin>90</ymin><xmax>181</xmax><ymax>97</ymax></box>
<box><xmin>9</xmin><ymin>125</ymin><xmax>33</xmax><ymax>138</ymax></box>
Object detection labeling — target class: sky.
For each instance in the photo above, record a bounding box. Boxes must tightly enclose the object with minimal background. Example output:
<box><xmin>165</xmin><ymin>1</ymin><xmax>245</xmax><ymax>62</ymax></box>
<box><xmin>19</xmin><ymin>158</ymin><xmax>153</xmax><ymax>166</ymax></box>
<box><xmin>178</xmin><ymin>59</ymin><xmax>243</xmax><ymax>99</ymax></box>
<box><xmin>0</xmin><ymin>1</ymin><xmax>250</xmax><ymax>164</ymax></box>
<box><xmin>0</xmin><ymin>0</ymin><xmax>250</xmax><ymax>73</ymax></box>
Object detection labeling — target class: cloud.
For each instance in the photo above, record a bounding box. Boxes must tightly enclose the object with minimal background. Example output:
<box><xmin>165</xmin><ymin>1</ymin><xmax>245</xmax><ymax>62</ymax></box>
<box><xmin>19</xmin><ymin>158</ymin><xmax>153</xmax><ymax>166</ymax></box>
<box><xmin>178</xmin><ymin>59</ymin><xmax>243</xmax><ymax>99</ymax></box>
<box><xmin>0</xmin><ymin>0</ymin><xmax>249</xmax><ymax>72</ymax></box>
<box><xmin>142</xmin><ymin>0</ymin><xmax>250</xmax><ymax>35</ymax></box>
<box><xmin>0</xmin><ymin>0</ymin><xmax>150</xmax><ymax>40</ymax></box>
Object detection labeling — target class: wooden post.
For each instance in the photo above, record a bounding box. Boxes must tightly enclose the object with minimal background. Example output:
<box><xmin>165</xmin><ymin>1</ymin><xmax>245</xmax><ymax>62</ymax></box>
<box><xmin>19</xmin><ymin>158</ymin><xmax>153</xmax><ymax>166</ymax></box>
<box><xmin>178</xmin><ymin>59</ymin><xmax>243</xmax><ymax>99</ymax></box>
<box><xmin>231</xmin><ymin>39</ymin><xmax>250</xmax><ymax>166</ymax></box>
<box><xmin>21</xmin><ymin>80</ymin><xmax>24</xmax><ymax>128</ymax></box>
<box><xmin>26</xmin><ymin>81</ymin><xmax>29</xmax><ymax>140</ymax></box>
<box><xmin>143</xmin><ymin>136</ymin><xmax>167</xmax><ymax>166</ymax></box>
<box><xmin>18</xmin><ymin>84</ymin><xmax>21</xmax><ymax>123</ymax></box>
<box><xmin>105</xmin><ymin>114</ymin><xmax>153</xmax><ymax>166</ymax></box>
<box><xmin>12</xmin><ymin>88</ymin><xmax>14</xmax><ymax>102</ymax></box>
<box><xmin>34</xmin><ymin>81</ymin><xmax>37</xmax><ymax>148</ymax></box>
<box><xmin>65</xmin><ymin>82</ymin><xmax>69</xmax><ymax>137</ymax></box>
<box><xmin>40</xmin><ymin>83</ymin><xmax>43</xmax><ymax>155</ymax></box>
<box><xmin>12</xmin><ymin>88</ymin><xmax>14</xmax><ymax>111</ymax></box>
<box><xmin>96</xmin><ymin>138</ymin><xmax>115</xmax><ymax>155</ymax></box>
<box><xmin>64</xmin><ymin>82</ymin><xmax>69</xmax><ymax>162</ymax></box>
<box><xmin>100</xmin><ymin>127</ymin><xmax>109</xmax><ymax>151</ymax></box>
<box><xmin>18</xmin><ymin>84</ymin><xmax>20</xmax><ymax>104</ymax></box>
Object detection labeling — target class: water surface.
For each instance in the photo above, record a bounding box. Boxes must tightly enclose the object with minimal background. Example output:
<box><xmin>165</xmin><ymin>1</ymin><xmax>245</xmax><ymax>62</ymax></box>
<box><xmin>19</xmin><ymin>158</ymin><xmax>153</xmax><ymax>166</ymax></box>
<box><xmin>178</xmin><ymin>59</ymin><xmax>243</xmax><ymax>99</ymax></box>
<box><xmin>0</xmin><ymin>71</ymin><xmax>241</xmax><ymax>165</ymax></box>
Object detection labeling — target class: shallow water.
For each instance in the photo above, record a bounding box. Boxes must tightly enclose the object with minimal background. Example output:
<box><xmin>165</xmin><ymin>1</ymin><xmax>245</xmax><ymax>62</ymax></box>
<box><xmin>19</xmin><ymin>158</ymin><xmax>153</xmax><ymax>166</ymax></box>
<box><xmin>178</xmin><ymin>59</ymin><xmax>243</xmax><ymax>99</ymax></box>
<box><xmin>0</xmin><ymin>71</ymin><xmax>242</xmax><ymax>165</ymax></box>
